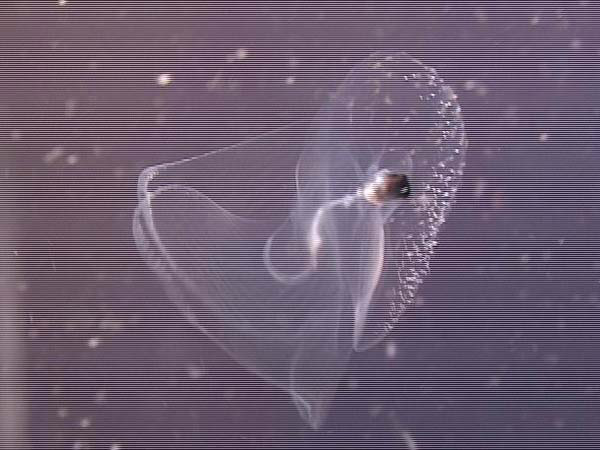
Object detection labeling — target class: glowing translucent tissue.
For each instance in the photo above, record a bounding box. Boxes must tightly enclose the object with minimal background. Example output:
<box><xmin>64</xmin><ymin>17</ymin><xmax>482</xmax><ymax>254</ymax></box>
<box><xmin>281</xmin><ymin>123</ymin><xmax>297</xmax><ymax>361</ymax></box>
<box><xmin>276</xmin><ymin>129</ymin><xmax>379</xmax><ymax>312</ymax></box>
<box><xmin>132</xmin><ymin>51</ymin><xmax>467</xmax><ymax>429</ymax></box>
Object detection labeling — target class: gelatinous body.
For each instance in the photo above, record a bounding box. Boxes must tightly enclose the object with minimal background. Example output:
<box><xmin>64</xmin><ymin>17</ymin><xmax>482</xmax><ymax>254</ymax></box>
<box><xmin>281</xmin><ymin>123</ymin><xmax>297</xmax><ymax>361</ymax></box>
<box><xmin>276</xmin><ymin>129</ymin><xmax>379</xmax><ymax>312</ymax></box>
<box><xmin>132</xmin><ymin>51</ymin><xmax>467</xmax><ymax>429</ymax></box>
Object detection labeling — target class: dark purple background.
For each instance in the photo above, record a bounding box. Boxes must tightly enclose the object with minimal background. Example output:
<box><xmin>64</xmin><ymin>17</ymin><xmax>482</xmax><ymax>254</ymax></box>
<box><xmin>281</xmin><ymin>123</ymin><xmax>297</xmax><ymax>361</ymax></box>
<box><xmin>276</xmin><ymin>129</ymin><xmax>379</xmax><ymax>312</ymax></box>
<box><xmin>3</xmin><ymin>2</ymin><xmax>600</xmax><ymax>449</ymax></box>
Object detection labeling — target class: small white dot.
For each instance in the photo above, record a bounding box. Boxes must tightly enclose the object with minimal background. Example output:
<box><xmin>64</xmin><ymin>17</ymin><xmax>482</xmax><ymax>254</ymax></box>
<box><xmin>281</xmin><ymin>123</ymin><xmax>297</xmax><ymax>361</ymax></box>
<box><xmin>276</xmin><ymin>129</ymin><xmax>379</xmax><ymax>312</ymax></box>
<box><xmin>285</xmin><ymin>76</ymin><xmax>295</xmax><ymax>85</ymax></box>
<box><xmin>227</xmin><ymin>48</ymin><xmax>249</xmax><ymax>62</ymax></box>
<box><xmin>79</xmin><ymin>417</ymin><xmax>91</xmax><ymax>428</ymax></box>
<box><xmin>57</xmin><ymin>0</ymin><xmax>68</xmax><ymax>6</ymax></box>
<box><xmin>44</xmin><ymin>146</ymin><xmax>64</xmax><ymax>164</ymax></box>
<box><xmin>539</xmin><ymin>132</ymin><xmax>550</xmax><ymax>142</ymax></box>
<box><xmin>65</xmin><ymin>99</ymin><xmax>77</xmax><ymax>117</ymax></box>
<box><xmin>66</xmin><ymin>154</ymin><xmax>79</xmax><ymax>165</ymax></box>
<box><xmin>87</xmin><ymin>336</ymin><xmax>101</xmax><ymax>348</ymax></box>
<box><xmin>186</xmin><ymin>363</ymin><xmax>207</xmax><ymax>380</ymax></box>
<box><xmin>72</xmin><ymin>440</ymin><xmax>87</xmax><ymax>450</ymax></box>
<box><xmin>94</xmin><ymin>390</ymin><xmax>107</xmax><ymax>404</ymax></box>
<box><xmin>570</xmin><ymin>38</ymin><xmax>582</xmax><ymax>50</ymax></box>
<box><xmin>156</xmin><ymin>73</ymin><xmax>172</xmax><ymax>86</ymax></box>
<box><xmin>385</xmin><ymin>340</ymin><xmax>397</xmax><ymax>359</ymax></box>
<box><xmin>235</xmin><ymin>48</ymin><xmax>248</xmax><ymax>60</ymax></box>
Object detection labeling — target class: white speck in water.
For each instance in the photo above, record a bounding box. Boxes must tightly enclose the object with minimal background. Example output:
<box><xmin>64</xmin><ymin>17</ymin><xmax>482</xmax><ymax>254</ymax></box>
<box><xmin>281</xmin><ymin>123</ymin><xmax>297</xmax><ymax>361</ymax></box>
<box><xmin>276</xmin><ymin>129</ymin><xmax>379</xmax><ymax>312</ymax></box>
<box><xmin>57</xmin><ymin>0</ymin><xmax>68</xmax><ymax>6</ymax></box>
<box><xmin>66</xmin><ymin>154</ymin><xmax>79</xmax><ymax>165</ymax></box>
<box><xmin>227</xmin><ymin>47</ymin><xmax>249</xmax><ymax>62</ymax></box>
<box><xmin>109</xmin><ymin>444</ymin><xmax>122</xmax><ymax>450</ymax></box>
<box><xmin>94</xmin><ymin>390</ymin><xmax>107</xmax><ymax>404</ymax></box>
<box><xmin>474</xmin><ymin>178</ymin><xmax>487</xmax><ymax>198</ymax></box>
<box><xmin>156</xmin><ymin>73</ymin><xmax>172</xmax><ymax>86</ymax></box>
<box><xmin>10</xmin><ymin>130</ymin><xmax>22</xmax><ymax>141</ymax></box>
<box><xmin>530</xmin><ymin>14</ymin><xmax>540</xmax><ymax>25</ymax></box>
<box><xmin>57</xmin><ymin>406</ymin><xmax>69</xmax><ymax>418</ymax></box>
<box><xmin>474</xmin><ymin>8</ymin><xmax>487</xmax><ymax>23</ymax></box>
<box><xmin>486</xmin><ymin>375</ymin><xmax>502</xmax><ymax>387</ymax></box>
<box><xmin>346</xmin><ymin>379</ymin><xmax>359</xmax><ymax>392</ymax></box>
<box><xmin>368</xmin><ymin>404</ymin><xmax>382</xmax><ymax>418</ymax></box>
<box><xmin>285</xmin><ymin>76</ymin><xmax>296</xmax><ymax>85</ymax></box>
<box><xmin>539</xmin><ymin>132</ymin><xmax>550</xmax><ymax>142</ymax></box>
<box><xmin>385</xmin><ymin>340</ymin><xmax>397</xmax><ymax>359</ymax></box>
<box><xmin>72</xmin><ymin>440</ymin><xmax>87</xmax><ymax>450</ymax></box>
<box><xmin>65</xmin><ymin>99</ymin><xmax>77</xmax><ymax>117</ymax></box>
<box><xmin>186</xmin><ymin>363</ymin><xmax>207</xmax><ymax>380</ymax></box>
<box><xmin>570</xmin><ymin>38</ymin><xmax>582</xmax><ymax>50</ymax></box>
<box><xmin>463</xmin><ymin>79</ymin><xmax>488</xmax><ymax>96</ymax></box>
<box><xmin>87</xmin><ymin>336</ymin><xmax>101</xmax><ymax>348</ymax></box>
<box><xmin>401</xmin><ymin>430</ymin><xmax>419</xmax><ymax>450</ymax></box>
<box><xmin>544</xmin><ymin>353</ymin><xmax>560</xmax><ymax>365</ymax></box>
<box><xmin>79</xmin><ymin>417</ymin><xmax>91</xmax><ymax>428</ymax></box>
<box><xmin>99</xmin><ymin>319</ymin><xmax>123</xmax><ymax>331</ymax></box>
<box><xmin>44</xmin><ymin>146</ymin><xmax>64</xmax><ymax>164</ymax></box>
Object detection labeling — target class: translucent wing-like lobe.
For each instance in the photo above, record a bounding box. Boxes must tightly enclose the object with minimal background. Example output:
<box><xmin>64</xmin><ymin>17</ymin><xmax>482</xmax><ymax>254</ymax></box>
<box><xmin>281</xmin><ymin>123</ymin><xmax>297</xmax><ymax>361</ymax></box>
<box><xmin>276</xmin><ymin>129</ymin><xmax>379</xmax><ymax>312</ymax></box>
<box><xmin>132</xmin><ymin>51</ymin><xmax>466</xmax><ymax>428</ymax></box>
<box><xmin>324</xmin><ymin>51</ymin><xmax>467</xmax><ymax>350</ymax></box>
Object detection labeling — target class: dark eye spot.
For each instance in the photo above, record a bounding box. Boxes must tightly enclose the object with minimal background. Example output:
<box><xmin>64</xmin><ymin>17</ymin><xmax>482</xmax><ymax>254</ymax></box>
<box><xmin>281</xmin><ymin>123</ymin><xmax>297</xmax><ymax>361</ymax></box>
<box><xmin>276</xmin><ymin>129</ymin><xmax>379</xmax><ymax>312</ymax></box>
<box><xmin>385</xmin><ymin>173</ymin><xmax>411</xmax><ymax>199</ymax></box>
